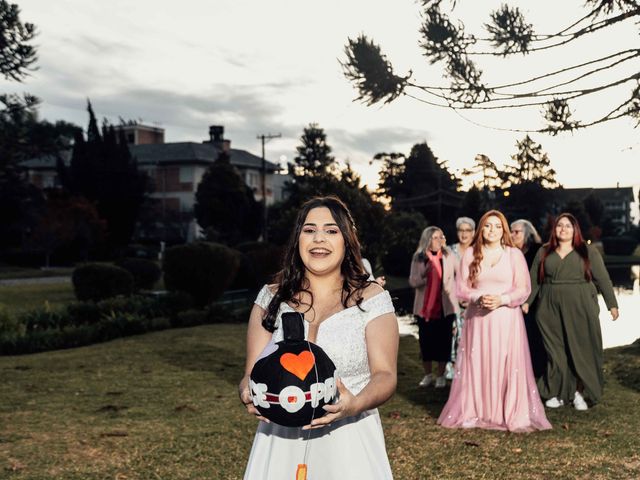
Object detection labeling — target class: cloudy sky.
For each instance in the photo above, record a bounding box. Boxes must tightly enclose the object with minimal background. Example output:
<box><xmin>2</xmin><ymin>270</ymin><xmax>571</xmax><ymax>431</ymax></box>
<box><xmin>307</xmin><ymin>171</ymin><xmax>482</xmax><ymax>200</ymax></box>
<box><xmin>4</xmin><ymin>0</ymin><xmax>639</xmax><ymax>199</ymax></box>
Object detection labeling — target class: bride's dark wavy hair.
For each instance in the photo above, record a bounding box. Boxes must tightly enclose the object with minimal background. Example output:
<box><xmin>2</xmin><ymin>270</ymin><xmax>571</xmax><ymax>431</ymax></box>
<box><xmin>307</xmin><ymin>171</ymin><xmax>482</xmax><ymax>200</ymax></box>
<box><xmin>262</xmin><ymin>195</ymin><xmax>372</xmax><ymax>332</ymax></box>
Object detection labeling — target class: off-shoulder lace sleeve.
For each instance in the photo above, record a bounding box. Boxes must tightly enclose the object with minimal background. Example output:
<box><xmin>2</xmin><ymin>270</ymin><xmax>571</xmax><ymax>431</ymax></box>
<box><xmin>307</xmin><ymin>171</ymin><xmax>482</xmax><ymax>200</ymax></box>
<box><xmin>363</xmin><ymin>290</ymin><xmax>395</xmax><ymax>325</ymax></box>
<box><xmin>254</xmin><ymin>284</ymin><xmax>275</xmax><ymax>310</ymax></box>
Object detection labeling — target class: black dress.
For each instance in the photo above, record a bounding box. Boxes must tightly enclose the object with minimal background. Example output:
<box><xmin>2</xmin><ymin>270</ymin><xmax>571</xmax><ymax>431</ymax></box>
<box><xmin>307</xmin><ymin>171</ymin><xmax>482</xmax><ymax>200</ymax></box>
<box><xmin>523</xmin><ymin>242</ymin><xmax>546</xmax><ymax>378</ymax></box>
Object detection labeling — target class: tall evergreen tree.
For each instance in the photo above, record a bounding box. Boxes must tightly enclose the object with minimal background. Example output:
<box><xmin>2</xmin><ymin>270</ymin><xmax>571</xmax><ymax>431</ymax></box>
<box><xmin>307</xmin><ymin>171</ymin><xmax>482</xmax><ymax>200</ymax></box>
<box><xmin>292</xmin><ymin>123</ymin><xmax>335</xmax><ymax>177</ymax></box>
<box><xmin>462</xmin><ymin>154</ymin><xmax>502</xmax><ymax>190</ymax></box>
<box><xmin>382</xmin><ymin>142</ymin><xmax>461</xmax><ymax>227</ymax></box>
<box><xmin>500</xmin><ymin>135</ymin><xmax>559</xmax><ymax>188</ymax></box>
<box><xmin>268</xmin><ymin>124</ymin><xmax>385</xmax><ymax>262</ymax></box>
<box><xmin>61</xmin><ymin>101</ymin><xmax>148</xmax><ymax>253</ymax></box>
<box><xmin>194</xmin><ymin>151</ymin><xmax>262</xmax><ymax>246</ymax></box>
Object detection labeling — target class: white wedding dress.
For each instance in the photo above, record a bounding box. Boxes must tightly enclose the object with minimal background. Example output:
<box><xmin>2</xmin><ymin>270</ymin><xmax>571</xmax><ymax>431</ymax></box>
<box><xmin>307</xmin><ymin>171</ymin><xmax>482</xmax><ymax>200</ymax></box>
<box><xmin>243</xmin><ymin>285</ymin><xmax>395</xmax><ymax>480</ymax></box>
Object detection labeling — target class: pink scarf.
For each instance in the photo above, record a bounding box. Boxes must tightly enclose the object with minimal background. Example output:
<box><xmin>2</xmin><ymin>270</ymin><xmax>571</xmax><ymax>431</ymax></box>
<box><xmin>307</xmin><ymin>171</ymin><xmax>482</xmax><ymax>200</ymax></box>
<box><xmin>421</xmin><ymin>250</ymin><xmax>443</xmax><ymax>320</ymax></box>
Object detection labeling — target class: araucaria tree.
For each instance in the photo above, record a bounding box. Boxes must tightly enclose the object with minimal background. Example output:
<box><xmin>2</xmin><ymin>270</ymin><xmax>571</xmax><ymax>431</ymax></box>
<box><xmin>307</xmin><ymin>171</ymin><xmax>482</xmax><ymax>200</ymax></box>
<box><xmin>0</xmin><ymin>0</ymin><xmax>36</xmax><ymax>81</ymax></box>
<box><xmin>341</xmin><ymin>0</ymin><xmax>640</xmax><ymax>134</ymax></box>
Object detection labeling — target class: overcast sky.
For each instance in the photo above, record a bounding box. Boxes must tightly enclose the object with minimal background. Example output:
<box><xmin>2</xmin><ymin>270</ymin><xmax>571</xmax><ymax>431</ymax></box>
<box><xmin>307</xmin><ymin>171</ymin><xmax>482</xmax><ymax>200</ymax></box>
<box><xmin>4</xmin><ymin>0</ymin><xmax>639</xmax><ymax>202</ymax></box>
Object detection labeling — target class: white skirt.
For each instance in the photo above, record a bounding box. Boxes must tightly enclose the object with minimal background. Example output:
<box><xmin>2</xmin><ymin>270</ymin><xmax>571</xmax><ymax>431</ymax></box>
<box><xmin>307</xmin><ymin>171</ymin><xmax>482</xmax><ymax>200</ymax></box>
<box><xmin>243</xmin><ymin>409</ymin><xmax>393</xmax><ymax>479</ymax></box>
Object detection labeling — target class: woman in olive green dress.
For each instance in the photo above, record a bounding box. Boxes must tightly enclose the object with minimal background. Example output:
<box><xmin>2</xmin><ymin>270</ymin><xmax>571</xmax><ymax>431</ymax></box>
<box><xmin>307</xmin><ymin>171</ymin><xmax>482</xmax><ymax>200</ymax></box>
<box><xmin>522</xmin><ymin>213</ymin><xmax>619</xmax><ymax>411</ymax></box>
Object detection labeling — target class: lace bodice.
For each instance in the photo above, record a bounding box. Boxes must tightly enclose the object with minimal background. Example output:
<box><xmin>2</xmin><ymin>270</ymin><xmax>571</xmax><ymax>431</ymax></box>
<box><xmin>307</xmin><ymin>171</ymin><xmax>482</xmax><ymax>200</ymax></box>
<box><xmin>254</xmin><ymin>285</ymin><xmax>395</xmax><ymax>395</ymax></box>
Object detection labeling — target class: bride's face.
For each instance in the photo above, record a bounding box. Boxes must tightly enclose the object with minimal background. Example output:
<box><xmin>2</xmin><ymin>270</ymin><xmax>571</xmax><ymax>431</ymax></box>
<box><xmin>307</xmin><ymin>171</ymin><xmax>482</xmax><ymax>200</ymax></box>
<box><xmin>298</xmin><ymin>207</ymin><xmax>346</xmax><ymax>276</ymax></box>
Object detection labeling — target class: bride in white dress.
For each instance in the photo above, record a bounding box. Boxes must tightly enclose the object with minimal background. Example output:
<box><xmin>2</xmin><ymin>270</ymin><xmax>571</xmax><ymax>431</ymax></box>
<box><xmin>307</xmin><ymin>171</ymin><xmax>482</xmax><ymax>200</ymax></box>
<box><xmin>238</xmin><ymin>196</ymin><xmax>399</xmax><ymax>480</ymax></box>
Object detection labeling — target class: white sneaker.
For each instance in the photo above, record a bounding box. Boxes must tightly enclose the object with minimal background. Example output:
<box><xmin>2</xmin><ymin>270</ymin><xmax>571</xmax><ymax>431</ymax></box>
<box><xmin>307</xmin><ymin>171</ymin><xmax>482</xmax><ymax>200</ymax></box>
<box><xmin>444</xmin><ymin>362</ymin><xmax>455</xmax><ymax>380</ymax></box>
<box><xmin>418</xmin><ymin>374</ymin><xmax>433</xmax><ymax>387</ymax></box>
<box><xmin>573</xmin><ymin>391</ymin><xmax>588</xmax><ymax>411</ymax></box>
<box><xmin>545</xmin><ymin>397</ymin><xmax>565</xmax><ymax>408</ymax></box>
<box><xmin>435</xmin><ymin>376</ymin><xmax>447</xmax><ymax>388</ymax></box>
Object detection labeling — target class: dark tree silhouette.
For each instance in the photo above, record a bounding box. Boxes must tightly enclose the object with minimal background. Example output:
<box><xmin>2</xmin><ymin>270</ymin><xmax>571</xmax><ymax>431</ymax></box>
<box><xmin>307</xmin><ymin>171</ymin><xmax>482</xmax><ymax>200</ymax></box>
<box><xmin>500</xmin><ymin>135</ymin><xmax>559</xmax><ymax>188</ymax></box>
<box><xmin>0</xmin><ymin>0</ymin><xmax>37</xmax><ymax>82</ymax></box>
<box><xmin>61</xmin><ymin>102</ymin><xmax>148</xmax><ymax>252</ymax></box>
<box><xmin>194</xmin><ymin>151</ymin><xmax>262</xmax><ymax>246</ymax></box>
<box><xmin>378</xmin><ymin>142</ymin><xmax>462</xmax><ymax>227</ymax></box>
<box><xmin>342</xmin><ymin>1</ymin><xmax>640</xmax><ymax>134</ymax></box>
<box><xmin>291</xmin><ymin>123</ymin><xmax>336</xmax><ymax>177</ymax></box>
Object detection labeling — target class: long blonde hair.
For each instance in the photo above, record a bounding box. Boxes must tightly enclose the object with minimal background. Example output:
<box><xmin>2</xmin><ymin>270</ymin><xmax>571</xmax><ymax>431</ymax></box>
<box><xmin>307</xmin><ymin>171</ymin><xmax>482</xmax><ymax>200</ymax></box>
<box><xmin>414</xmin><ymin>226</ymin><xmax>448</xmax><ymax>258</ymax></box>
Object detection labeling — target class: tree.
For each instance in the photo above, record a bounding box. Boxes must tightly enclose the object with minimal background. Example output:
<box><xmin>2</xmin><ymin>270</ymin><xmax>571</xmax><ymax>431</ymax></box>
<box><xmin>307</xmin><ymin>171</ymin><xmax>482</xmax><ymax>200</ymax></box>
<box><xmin>60</xmin><ymin>102</ymin><xmax>148</xmax><ymax>253</ymax></box>
<box><xmin>461</xmin><ymin>154</ymin><xmax>501</xmax><ymax>190</ymax></box>
<box><xmin>26</xmin><ymin>190</ymin><xmax>105</xmax><ymax>266</ymax></box>
<box><xmin>0</xmin><ymin>0</ymin><xmax>37</xmax><ymax>82</ymax></box>
<box><xmin>0</xmin><ymin>166</ymin><xmax>44</xmax><ymax>249</ymax></box>
<box><xmin>194</xmin><ymin>151</ymin><xmax>262</xmax><ymax>246</ymax></box>
<box><xmin>374</xmin><ymin>152</ymin><xmax>406</xmax><ymax>204</ymax></box>
<box><xmin>0</xmin><ymin>94</ymin><xmax>80</xmax><ymax>170</ymax></box>
<box><xmin>498</xmin><ymin>135</ymin><xmax>559</xmax><ymax>225</ymax></box>
<box><xmin>291</xmin><ymin>123</ymin><xmax>335</xmax><ymax>177</ymax></box>
<box><xmin>342</xmin><ymin>1</ymin><xmax>640</xmax><ymax>134</ymax></box>
<box><xmin>457</xmin><ymin>185</ymin><xmax>486</xmax><ymax>223</ymax></box>
<box><xmin>379</xmin><ymin>142</ymin><xmax>462</xmax><ymax>227</ymax></box>
<box><xmin>500</xmin><ymin>135</ymin><xmax>559</xmax><ymax>188</ymax></box>
<box><xmin>268</xmin><ymin>124</ymin><xmax>386</xmax><ymax>262</ymax></box>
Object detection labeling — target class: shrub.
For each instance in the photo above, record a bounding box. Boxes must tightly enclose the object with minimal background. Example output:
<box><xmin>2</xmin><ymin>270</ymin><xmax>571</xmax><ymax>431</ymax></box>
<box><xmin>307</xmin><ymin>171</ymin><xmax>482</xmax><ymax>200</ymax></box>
<box><xmin>72</xmin><ymin>263</ymin><xmax>134</xmax><ymax>301</ymax></box>
<box><xmin>20</xmin><ymin>308</ymin><xmax>66</xmax><ymax>332</ymax></box>
<box><xmin>235</xmin><ymin>241</ymin><xmax>283</xmax><ymax>286</ymax></box>
<box><xmin>0</xmin><ymin>305</ymin><xmax>25</xmax><ymax>343</ymax></box>
<box><xmin>602</xmin><ymin>236</ymin><xmax>638</xmax><ymax>256</ymax></box>
<box><xmin>66</xmin><ymin>302</ymin><xmax>102</xmax><ymax>325</ymax></box>
<box><xmin>97</xmin><ymin>295</ymin><xmax>163</xmax><ymax>320</ymax></box>
<box><xmin>163</xmin><ymin>242</ymin><xmax>240</xmax><ymax>306</ymax></box>
<box><xmin>115</xmin><ymin>258</ymin><xmax>162</xmax><ymax>291</ymax></box>
<box><xmin>156</xmin><ymin>291</ymin><xmax>195</xmax><ymax>318</ymax></box>
<box><xmin>381</xmin><ymin>244</ymin><xmax>413</xmax><ymax>277</ymax></box>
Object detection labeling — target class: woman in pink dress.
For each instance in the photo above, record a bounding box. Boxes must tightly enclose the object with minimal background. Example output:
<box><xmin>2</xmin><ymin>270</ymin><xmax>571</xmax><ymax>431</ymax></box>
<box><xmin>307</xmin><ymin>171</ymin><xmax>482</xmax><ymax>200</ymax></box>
<box><xmin>437</xmin><ymin>210</ymin><xmax>551</xmax><ymax>433</ymax></box>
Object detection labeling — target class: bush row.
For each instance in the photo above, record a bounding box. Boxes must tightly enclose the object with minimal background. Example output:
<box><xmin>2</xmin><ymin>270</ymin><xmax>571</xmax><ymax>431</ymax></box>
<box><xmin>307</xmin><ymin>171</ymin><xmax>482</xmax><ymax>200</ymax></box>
<box><xmin>0</xmin><ymin>293</ymin><xmax>251</xmax><ymax>356</ymax></box>
<box><xmin>70</xmin><ymin>242</ymin><xmax>283</xmax><ymax>304</ymax></box>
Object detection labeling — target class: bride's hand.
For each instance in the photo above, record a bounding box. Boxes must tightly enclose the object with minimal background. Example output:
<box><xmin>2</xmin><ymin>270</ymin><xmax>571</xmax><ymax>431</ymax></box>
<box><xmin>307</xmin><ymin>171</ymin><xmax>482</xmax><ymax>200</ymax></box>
<box><xmin>239</xmin><ymin>379</ymin><xmax>270</xmax><ymax>423</ymax></box>
<box><xmin>303</xmin><ymin>379</ymin><xmax>359</xmax><ymax>430</ymax></box>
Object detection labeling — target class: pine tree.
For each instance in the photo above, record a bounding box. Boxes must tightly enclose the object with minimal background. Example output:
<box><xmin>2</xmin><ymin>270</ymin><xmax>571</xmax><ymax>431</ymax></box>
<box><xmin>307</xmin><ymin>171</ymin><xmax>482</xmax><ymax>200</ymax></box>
<box><xmin>500</xmin><ymin>135</ymin><xmax>559</xmax><ymax>188</ymax></box>
<box><xmin>292</xmin><ymin>123</ymin><xmax>335</xmax><ymax>177</ymax></box>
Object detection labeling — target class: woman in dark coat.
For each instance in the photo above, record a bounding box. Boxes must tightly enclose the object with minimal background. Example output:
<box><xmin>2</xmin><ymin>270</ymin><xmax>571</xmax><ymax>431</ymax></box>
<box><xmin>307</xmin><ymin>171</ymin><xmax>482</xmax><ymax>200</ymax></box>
<box><xmin>510</xmin><ymin>219</ymin><xmax>545</xmax><ymax>378</ymax></box>
<box><xmin>522</xmin><ymin>213</ymin><xmax>619</xmax><ymax>411</ymax></box>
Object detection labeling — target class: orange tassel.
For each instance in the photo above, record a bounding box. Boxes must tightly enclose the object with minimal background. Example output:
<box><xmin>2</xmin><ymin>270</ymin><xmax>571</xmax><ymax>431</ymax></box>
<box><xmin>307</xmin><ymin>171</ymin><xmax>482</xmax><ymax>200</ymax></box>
<box><xmin>296</xmin><ymin>463</ymin><xmax>307</xmax><ymax>480</ymax></box>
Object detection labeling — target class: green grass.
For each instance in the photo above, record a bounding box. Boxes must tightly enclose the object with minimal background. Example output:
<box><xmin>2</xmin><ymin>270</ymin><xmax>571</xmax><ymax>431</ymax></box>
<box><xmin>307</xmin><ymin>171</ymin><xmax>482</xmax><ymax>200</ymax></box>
<box><xmin>0</xmin><ymin>283</ymin><xmax>75</xmax><ymax>315</ymax></box>
<box><xmin>1</xmin><ymin>325</ymin><xmax>639</xmax><ymax>479</ymax></box>
<box><xmin>0</xmin><ymin>266</ymin><xmax>74</xmax><ymax>281</ymax></box>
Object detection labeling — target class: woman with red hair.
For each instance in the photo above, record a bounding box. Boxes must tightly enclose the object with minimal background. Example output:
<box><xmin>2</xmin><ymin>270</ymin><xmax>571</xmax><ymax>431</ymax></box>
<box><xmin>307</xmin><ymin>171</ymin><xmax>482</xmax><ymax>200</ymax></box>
<box><xmin>522</xmin><ymin>213</ymin><xmax>618</xmax><ymax>411</ymax></box>
<box><xmin>438</xmin><ymin>210</ymin><xmax>551</xmax><ymax>432</ymax></box>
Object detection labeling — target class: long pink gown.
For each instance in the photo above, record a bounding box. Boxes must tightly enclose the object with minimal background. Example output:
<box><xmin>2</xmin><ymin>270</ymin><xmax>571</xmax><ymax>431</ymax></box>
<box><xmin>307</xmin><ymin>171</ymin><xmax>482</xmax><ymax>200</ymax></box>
<box><xmin>437</xmin><ymin>246</ymin><xmax>551</xmax><ymax>433</ymax></box>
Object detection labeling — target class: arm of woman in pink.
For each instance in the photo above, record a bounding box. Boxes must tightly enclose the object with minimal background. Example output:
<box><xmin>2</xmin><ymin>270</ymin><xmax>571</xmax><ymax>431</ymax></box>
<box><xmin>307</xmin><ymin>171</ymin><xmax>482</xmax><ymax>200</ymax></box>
<box><xmin>498</xmin><ymin>247</ymin><xmax>532</xmax><ymax>307</ymax></box>
<box><xmin>456</xmin><ymin>248</ymin><xmax>480</xmax><ymax>305</ymax></box>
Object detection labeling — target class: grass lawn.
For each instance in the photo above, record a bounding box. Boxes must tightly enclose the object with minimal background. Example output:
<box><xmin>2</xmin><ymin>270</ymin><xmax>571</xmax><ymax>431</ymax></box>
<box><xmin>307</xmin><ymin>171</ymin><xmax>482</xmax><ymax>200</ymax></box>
<box><xmin>1</xmin><ymin>325</ymin><xmax>639</xmax><ymax>479</ymax></box>
<box><xmin>0</xmin><ymin>266</ymin><xmax>74</xmax><ymax>281</ymax></box>
<box><xmin>0</xmin><ymin>283</ymin><xmax>75</xmax><ymax>315</ymax></box>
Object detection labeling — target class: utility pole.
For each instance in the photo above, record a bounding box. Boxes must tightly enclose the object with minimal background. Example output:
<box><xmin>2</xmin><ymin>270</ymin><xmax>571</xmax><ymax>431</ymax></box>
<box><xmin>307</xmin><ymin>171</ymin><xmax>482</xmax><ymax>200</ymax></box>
<box><xmin>257</xmin><ymin>132</ymin><xmax>281</xmax><ymax>242</ymax></box>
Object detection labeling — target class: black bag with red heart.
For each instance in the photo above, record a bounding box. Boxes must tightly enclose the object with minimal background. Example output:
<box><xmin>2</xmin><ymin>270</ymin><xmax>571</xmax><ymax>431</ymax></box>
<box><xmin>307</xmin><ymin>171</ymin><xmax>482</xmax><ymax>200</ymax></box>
<box><xmin>249</xmin><ymin>311</ymin><xmax>337</xmax><ymax>427</ymax></box>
